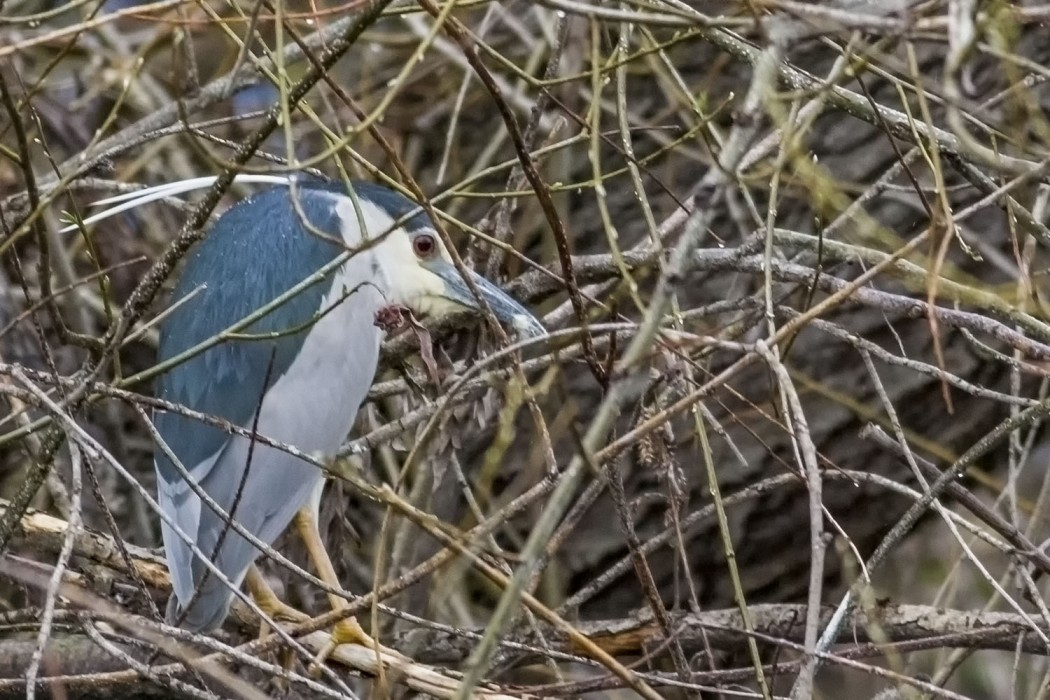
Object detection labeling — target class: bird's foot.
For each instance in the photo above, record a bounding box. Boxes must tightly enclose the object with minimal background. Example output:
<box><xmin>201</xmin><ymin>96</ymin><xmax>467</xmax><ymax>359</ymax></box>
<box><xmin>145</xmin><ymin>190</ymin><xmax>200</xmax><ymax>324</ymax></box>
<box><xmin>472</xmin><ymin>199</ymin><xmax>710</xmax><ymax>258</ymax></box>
<box><xmin>252</xmin><ymin>586</ymin><xmax>309</xmax><ymax>627</ymax></box>
<box><xmin>332</xmin><ymin>617</ymin><xmax>374</xmax><ymax>647</ymax></box>
<box><xmin>308</xmin><ymin>616</ymin><xmax>405</xmax><ymax>675</ymax></box>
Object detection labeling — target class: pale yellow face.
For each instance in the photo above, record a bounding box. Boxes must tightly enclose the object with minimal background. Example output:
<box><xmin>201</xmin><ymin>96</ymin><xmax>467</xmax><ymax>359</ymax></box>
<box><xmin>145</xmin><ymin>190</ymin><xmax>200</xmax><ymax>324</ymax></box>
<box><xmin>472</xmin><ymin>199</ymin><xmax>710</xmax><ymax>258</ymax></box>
<box><xmin>373</xmin><ymin>224</ymin><xmax>465</xmax><ymax>317</ymax></box>
<box><xmin>334</xmin><ymin>193</ymin><xmax>544</xmax><ymax>337</ymax></box>
<box><xmin>334</xmin><ymin>196</ymin><xmax>454</xmax><ymax>315</ymax></box>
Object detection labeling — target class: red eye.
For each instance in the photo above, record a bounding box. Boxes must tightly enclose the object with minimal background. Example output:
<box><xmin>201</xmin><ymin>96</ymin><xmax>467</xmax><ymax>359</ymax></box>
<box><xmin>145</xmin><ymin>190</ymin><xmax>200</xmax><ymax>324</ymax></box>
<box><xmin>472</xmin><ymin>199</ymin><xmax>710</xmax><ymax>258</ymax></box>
<box><xmin>413</xmin><ymin>234</ymin><xmax>436</xmax><ymax>257</ymax></box>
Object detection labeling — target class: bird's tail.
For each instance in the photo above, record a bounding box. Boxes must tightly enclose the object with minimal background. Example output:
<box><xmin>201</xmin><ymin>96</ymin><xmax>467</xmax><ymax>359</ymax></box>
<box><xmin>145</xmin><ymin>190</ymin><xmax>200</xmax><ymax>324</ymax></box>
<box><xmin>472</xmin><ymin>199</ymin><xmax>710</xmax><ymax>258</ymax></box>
<box><xmin>165</xmin><ymin>576</ymin><xmax>236</xmax><ymax>632</ymax></box>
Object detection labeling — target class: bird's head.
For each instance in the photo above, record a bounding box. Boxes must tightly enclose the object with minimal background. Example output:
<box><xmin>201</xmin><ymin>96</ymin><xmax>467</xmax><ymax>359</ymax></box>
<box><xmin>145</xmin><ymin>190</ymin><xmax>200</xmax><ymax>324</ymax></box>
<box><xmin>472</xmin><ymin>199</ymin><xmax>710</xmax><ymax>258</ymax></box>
<box><xmin>378</xmin><ymin>225</ymin><xmax>544</xmax><ymax>338</ymax></box>
<box><xmin>325</xmin><ymin>181</ymin><xmax>546</xmax><ymax>339</ymax></box>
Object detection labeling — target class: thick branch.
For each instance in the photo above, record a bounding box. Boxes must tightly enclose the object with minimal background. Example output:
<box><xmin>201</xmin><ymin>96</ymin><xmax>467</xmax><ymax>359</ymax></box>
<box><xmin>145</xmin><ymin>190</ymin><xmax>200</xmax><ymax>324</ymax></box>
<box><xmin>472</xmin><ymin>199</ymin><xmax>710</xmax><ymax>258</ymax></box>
<box><xmin>2</xmin><ymin>603</ymin><xmax>1048</xmax><ymax>696</ymax></box>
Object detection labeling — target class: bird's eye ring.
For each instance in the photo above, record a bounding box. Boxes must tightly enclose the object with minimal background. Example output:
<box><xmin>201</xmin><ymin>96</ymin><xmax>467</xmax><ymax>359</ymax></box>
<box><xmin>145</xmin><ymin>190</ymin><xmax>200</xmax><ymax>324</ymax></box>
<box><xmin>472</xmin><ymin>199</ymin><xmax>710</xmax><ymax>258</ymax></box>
<box><xmin>413</xmin><ymin>233</ymin><xmax>437</xmax><ymax>258</ymax></box>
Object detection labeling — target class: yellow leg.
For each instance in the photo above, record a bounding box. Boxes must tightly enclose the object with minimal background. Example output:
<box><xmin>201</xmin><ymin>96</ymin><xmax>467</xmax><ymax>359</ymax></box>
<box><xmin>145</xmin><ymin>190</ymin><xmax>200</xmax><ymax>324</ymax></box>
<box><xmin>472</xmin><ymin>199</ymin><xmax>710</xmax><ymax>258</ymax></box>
<box><xmin>244</xmin><ymin>566</ymin><xmax>300</xmax><ymax>689</ymax></box>
<box><xmin>293</xmin><ymin>508</ymin><xmax>378</xmax><ymax>673</ymax></box>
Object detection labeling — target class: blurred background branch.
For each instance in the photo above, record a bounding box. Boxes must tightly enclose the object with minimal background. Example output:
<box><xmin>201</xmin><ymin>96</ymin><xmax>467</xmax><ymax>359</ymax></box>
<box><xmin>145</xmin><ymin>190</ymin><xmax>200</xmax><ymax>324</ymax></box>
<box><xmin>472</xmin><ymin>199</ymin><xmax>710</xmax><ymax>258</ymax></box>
<box><xmin>5</xmin><ymin>0</ymin><xmax>1050</xmax><ymax>697</ymax></box>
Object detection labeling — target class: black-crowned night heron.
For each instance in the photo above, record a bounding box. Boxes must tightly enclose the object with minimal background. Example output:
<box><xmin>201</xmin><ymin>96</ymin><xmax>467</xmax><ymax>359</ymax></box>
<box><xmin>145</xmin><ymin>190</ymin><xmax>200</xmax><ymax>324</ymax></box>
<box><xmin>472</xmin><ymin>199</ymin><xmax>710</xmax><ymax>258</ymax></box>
<box><xmin>74</xmin><ymin>175</ymin><xmax>543</xmax><ymax>646</ymax></box>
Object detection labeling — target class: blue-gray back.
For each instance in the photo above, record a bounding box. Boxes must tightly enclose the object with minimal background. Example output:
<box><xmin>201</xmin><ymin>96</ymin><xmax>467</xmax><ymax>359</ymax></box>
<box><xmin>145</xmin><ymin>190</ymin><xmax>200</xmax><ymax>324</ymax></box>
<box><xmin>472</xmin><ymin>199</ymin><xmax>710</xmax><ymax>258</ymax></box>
<box><xmin>154</xmin><ymin>183</ymin><xmax>348</xmax><ymax>482</ymax></box>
